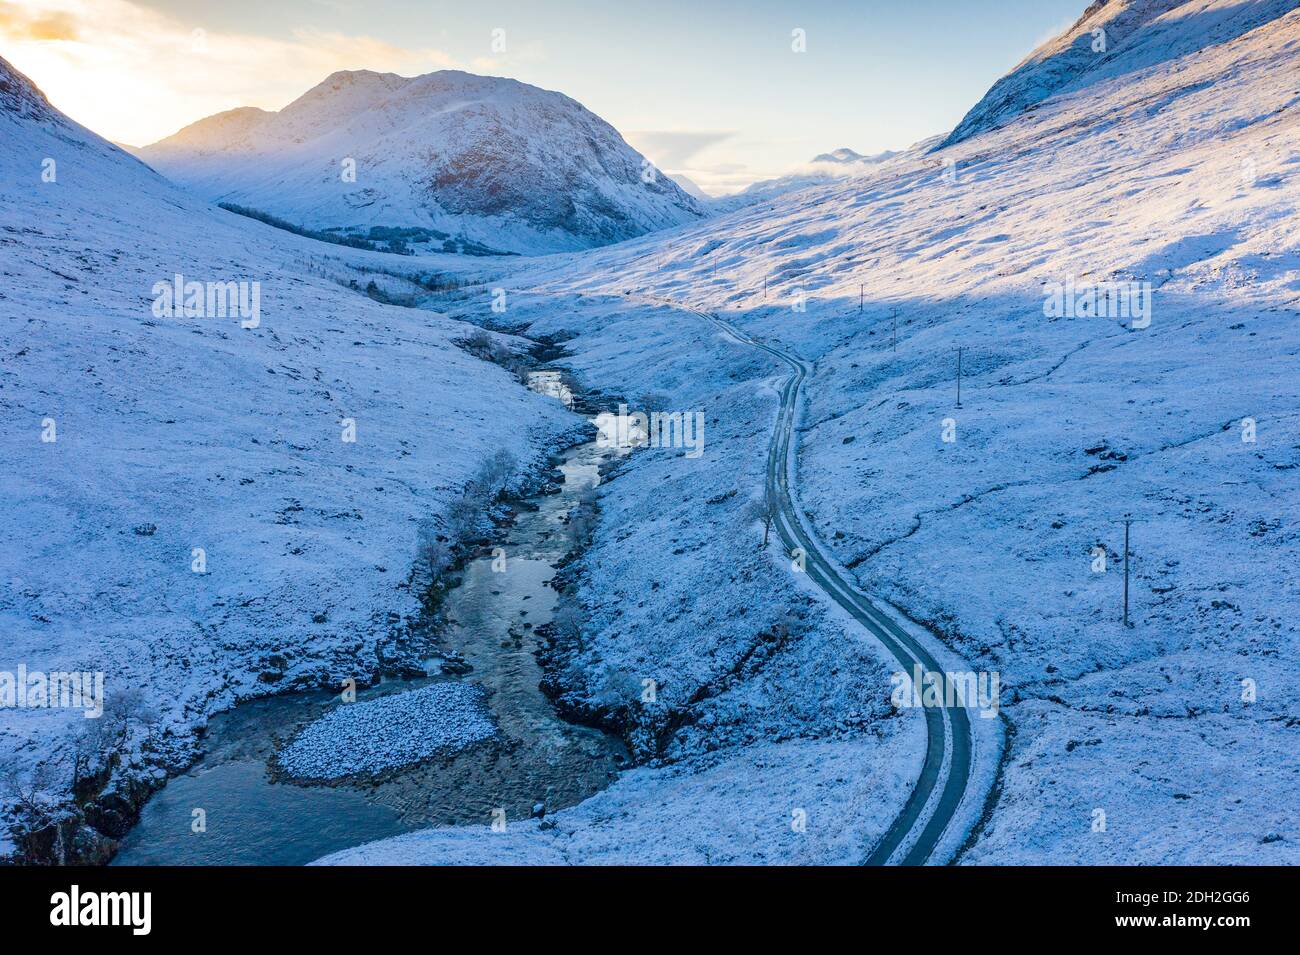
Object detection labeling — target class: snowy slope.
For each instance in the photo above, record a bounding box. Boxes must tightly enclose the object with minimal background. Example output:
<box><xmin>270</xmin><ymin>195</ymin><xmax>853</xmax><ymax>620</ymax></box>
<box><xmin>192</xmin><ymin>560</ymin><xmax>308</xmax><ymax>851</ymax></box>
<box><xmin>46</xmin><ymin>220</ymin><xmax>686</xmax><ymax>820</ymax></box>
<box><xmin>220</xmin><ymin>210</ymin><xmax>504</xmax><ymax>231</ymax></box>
<box><xmin>0</xmin><ymin>55</ymin><xmax>575</xmax><ymax>859</ymax></box>
<box><xmin>940</xmin><ymin>0</ymin><xmax>1298</xmax><ymax>147</ymax></box>
<box><xmin>332</xmin><ymin>0</ymin><xmax>1299</xmax><ymax>865</ymax></box>
<box><xmin>139</xmin><ymin>70</ymin><xmax>704</xmax><ymax>256</ymax></box>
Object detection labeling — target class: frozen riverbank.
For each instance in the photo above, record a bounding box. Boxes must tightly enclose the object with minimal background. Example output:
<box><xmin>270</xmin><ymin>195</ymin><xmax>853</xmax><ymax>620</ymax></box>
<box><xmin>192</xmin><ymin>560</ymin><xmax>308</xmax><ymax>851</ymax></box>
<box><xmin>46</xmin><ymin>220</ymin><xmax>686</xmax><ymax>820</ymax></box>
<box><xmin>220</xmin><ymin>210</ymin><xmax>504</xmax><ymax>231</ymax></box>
<box><xmin>112</xmin><ymin>434</ymin><xmax>627</xmax><ymax>864</ymax></box>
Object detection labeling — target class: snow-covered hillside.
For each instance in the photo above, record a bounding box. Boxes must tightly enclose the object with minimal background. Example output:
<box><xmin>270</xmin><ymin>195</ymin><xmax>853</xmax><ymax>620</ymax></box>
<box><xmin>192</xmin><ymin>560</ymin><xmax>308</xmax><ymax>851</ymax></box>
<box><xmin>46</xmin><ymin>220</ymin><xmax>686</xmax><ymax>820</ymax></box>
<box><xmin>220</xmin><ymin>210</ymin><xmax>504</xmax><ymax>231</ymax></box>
<box><xmin>0</xmin><ymin>54</ymin><xmax>576</xmax><ymax>860</ymax></box>
<box><xmin>139</xmin><ymin>70</ymin><xmax>704</xmax><ymax>256</ymax></box>
<box><xmin>326</xmin><ymin>0</ymin><xmax>1300</xmax><ymax>864</ymax></box>
<box><xmin>940</xmin><ymin>0</ymin><xmax>1297</xmax><ymax>147</ymax></box>
<box><xmin>3</xmin><ymin>0</ymin><xmax>1296</xmax><ymax>869</ymax></box>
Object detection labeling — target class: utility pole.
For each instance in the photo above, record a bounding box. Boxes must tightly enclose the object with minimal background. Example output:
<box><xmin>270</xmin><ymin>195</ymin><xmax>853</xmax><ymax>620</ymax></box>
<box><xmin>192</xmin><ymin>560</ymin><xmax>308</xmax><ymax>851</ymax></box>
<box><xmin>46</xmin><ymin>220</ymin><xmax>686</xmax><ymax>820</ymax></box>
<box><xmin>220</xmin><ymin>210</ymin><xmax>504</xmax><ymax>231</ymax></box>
<box><xmin>859</xmin><ymin>284</ymin><xmax>864</xmax><ymax>311</ymax></box>
<box><xmin>956</xmin><ymin>346</ymin><xmax>963</xmax><ymax>409</ymax></box>
<box><xmin>1122</xmin><ymin>515</ymin><xmax>1133</xmax><ymax>628</ymax></box>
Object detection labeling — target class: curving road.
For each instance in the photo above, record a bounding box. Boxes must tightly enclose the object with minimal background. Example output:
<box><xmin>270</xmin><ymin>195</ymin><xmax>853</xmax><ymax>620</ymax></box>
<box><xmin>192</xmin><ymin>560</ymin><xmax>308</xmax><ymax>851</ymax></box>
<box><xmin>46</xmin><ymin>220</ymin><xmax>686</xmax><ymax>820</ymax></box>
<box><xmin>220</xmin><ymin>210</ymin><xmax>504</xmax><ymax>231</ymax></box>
<box><xmin>521</xmin><ymin>286</ymin><xmax>978</xmax><ymax>864</ymax></box>
<box><xmin>652</xmin><ymin>297</ymin><xmax>975</xmax><ymax>866</ymax></box>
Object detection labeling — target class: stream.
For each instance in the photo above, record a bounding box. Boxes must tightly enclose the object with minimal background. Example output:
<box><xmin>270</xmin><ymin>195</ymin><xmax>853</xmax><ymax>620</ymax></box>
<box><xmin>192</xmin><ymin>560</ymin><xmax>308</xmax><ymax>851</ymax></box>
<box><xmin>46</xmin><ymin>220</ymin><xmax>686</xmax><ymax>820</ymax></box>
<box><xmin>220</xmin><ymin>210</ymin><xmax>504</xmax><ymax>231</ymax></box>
<box><xmin>112</xmin><ymin>434</ymin><xmax>626</xmax><ymax>865</ymax></box>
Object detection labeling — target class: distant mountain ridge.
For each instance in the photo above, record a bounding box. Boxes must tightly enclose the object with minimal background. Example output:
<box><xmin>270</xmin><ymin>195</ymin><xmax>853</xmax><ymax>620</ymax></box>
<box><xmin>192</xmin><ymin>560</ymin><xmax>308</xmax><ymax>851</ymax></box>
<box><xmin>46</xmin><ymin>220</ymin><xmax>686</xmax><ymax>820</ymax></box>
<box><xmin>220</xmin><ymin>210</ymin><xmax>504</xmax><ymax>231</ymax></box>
<box><xmin>709</xmin><ymin>145</ymin><xmax>911</xmax><ymax>212</ymax></box>
<box><xmin>811</xmin><ymin>147</ymin><xmax>871</xmax><ymax>164</ymax></box>
<box><xmin>141</xmin><ymin>69</ymin><xmax>704</xmax><ymax>255</ymax></box>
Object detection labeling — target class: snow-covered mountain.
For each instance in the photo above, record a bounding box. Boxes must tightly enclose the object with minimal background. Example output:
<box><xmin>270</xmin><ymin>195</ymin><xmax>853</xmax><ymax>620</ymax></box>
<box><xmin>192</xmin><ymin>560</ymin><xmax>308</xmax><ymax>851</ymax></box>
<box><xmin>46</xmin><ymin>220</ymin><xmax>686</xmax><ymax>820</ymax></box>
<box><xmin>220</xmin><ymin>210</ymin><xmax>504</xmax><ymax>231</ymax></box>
<box><xmin>939</xmin><ymin>0</ymin><xmax>1298</xmax><ymax>147</ymax></box>
<box><xmin>810</xmin><ymin>147</ymin><xmax>873</xmax><ymax>164</ymax></box>
<box><xmin>0</xmin><ymin>53</ymin><xmax>575</xmax><ymax>861</ymax></box>
<box><xmin>139</xmin><ymin>70</ymin><xmax>704</xmax><ymax>255</ymax></box>
<box><xmin>667</xmin><ymin>172</ymin><xmax>711</xmax><ymax>201</ymax></box>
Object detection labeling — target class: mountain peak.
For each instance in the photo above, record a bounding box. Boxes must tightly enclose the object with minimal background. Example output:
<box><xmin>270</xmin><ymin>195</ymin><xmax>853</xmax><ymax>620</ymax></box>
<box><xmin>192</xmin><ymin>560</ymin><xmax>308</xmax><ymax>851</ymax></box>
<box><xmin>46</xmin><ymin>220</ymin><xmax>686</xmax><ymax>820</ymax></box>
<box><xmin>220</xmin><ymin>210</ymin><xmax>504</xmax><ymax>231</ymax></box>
<box><xmin>141</xmin><ymin>69</ymin><xmax>702</xmax><ymax>254</ymax></box>
<box><xmin>811</xmin><ymin>147</ymin><xmax>867</xmax><ymax>164</ymax></box>
<box><xmin>0</xmin><ymin>54</ymin><xmax>59</xmax><ymax>124</ymax></box>
<box><xmin>311</xmin><ymin>68</ymin><xmax>413</xmax><ymax>92</ymax></box>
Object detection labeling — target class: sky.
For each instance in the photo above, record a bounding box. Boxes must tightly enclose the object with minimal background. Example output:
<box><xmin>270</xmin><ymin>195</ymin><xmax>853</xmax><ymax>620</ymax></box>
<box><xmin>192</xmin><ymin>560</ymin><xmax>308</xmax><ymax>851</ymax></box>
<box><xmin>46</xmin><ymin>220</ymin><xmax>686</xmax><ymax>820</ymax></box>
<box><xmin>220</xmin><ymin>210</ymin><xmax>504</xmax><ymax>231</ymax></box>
<box><xmin>0</xmin><ymin>0</ymin><xmax>1088</xmax><ymax>193</ymax></box>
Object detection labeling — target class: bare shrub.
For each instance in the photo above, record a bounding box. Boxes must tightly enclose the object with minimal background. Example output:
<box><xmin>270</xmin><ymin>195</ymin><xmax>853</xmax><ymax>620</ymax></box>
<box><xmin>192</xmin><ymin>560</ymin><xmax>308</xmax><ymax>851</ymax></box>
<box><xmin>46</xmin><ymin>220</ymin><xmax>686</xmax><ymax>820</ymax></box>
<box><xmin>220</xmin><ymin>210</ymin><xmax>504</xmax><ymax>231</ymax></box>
<box><xmin>461</xmin><ymin>328</ymin><xmax>495</xmax><ymax>359</ymax></box>
<box><xmin>741</xmin><ymin>496</ymin><xmax>774</xmax><ymax>547</ymax></box>
<box><xmin>70</xmin><ymin>689</ymin><xmax>156</xmax><ymax>787</ymax></box>
<box><xmin>4</xmin><ymin>761</ymin><xmax>63</xmax><ymax>841</ymax></box>
<box><xmin>414</xmin><ymin>450</ymin><xmax>521</xmax><ymax>587</ymax></box>
<box><xmin>479</xmin><ymin>450</ymin><xmax>518</xmax><ymax>498</ymax></box>
<box><xmin>639</xmin><ymin>392</ymin><xmax>672</xmax><ymax>416</ymax></box>
<box><xmin>550</xmin><ymin>599</ymin><xmax>585</xmax><ymax>647</ymax></box>
<box><xmin>414</xmin><ymin>519</ymin><xmax>452</xmax><ymax>585</ymax></box>
<box><xmin>566</xmin><ymin>488</ymin><xmax>599</xmax><ymax>545</ymax></box>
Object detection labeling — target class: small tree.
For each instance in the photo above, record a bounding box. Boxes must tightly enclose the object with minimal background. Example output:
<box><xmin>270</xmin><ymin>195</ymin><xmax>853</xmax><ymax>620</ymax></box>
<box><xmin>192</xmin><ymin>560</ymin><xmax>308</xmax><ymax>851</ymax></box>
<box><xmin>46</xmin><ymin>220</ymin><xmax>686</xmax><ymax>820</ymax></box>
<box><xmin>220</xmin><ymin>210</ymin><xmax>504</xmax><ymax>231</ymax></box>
<box><xmin>480</xmin><ymin>450</ymin><xmax>518</xmax><ymax>498</ymax></box>
<box><xmin>463</xmin><ymin>328</ymin><xmax>494</xmax><ymax>359</ymax></box>
<box><xmin>638</xmin><ymin>391</ymin><xmax>672</xmax><ymax>419</ymax></box>
<box><xmin>445</xmin><ymin>493</ymin><xmax>485</xmax><ymax>542</ymax></box>
<box><xmin>566</xmin><ymin>488</ymin><xmax>599</xmax><ymax>545</ymax></box>
<box><xmin>550</xmin><ymin>600</ymin><xmax>585</xmax><ymax>648</ymax></box>
<box><xmin>414</xmin><ymin>519</ymin><xmax>451</xmax><ymax>585</ymax></box>
<box><xmin>742</xmin><ymin>497</ymin><xmax>774</xmax><ymax>549</ymax></box>
<box><xmin>4</xmin><ymin>762</ymin><xmax>62</xmax><ymax>846</ymax></box>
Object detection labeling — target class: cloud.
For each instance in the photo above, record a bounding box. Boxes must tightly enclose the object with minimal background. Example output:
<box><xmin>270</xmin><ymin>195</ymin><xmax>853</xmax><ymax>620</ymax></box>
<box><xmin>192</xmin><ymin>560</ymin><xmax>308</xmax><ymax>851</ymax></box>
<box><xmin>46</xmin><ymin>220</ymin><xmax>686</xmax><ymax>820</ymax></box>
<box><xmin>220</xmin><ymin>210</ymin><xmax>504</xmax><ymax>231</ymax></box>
<box><xmin>0</xmin><ymin>3</ymin><xmax>80</xmax><ymax>41</ymax></box>
<box><xmin>0</xmin><ymin>0</ymin><xmax>458</xmax><ymax>145</ymax></box>
<box><xmin>674</xmin><ymin>166</ymin><xmax>759</xmax><ymax>196</ymax></box>
<box><xmin>620</xmin><ymin>132</ymin><xmax>813</xmax><ymax>196</ymax></box>
<box><xmin>623</xmin><ymin>130</ymin><xmax>735</xmax><ymax>168</ymax></box>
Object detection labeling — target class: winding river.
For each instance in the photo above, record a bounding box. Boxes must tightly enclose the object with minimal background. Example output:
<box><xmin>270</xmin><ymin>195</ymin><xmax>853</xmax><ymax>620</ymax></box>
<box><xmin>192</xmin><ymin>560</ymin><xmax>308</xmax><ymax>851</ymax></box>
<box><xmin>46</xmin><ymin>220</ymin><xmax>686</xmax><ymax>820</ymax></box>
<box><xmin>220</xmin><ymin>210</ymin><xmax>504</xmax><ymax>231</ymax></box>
<box><xmin>113</xmin><ymin>435</ymin><xmax>625</xmax><ymax>865</ymax></box>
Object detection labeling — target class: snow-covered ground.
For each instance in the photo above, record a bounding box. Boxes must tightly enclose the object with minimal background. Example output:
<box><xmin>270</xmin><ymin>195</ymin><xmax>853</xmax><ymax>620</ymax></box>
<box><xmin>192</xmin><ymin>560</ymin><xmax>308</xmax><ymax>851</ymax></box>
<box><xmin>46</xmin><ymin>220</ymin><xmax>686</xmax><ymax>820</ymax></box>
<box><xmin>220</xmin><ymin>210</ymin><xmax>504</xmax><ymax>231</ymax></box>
<box><xmin>317</xmin><ymin>733</ymin><xmax>921</xmax><ymax>865</ymax></box>
<box><xmin>4</xmin><ymin>0</ymin><xmax>1297</xmax><ymax>867</ymax></box>
<box><xmin>0</xmin><ymin>55</ymin><xmax>575</xmax><ymax>858</ymax></box>
<box><xmin>312</xmin><ymin>285</ymin><xmax>929</xmax><ymax>864</ymax></box>
<box><xmin>330</xmin><ymin>0</ymin><xmax>1299</xmax><ymax>865</ymax></box>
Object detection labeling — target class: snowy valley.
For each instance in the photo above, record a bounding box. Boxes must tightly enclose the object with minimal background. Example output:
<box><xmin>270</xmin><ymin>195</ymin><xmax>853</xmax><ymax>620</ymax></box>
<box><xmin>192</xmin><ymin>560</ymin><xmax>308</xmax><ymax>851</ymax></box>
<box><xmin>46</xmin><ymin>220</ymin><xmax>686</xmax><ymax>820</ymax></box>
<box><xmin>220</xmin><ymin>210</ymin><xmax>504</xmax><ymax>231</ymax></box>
<box><xmin>0</xmin><ymin>0</ymin><xmax>1297</xmax><ymax>872</ymax></box>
